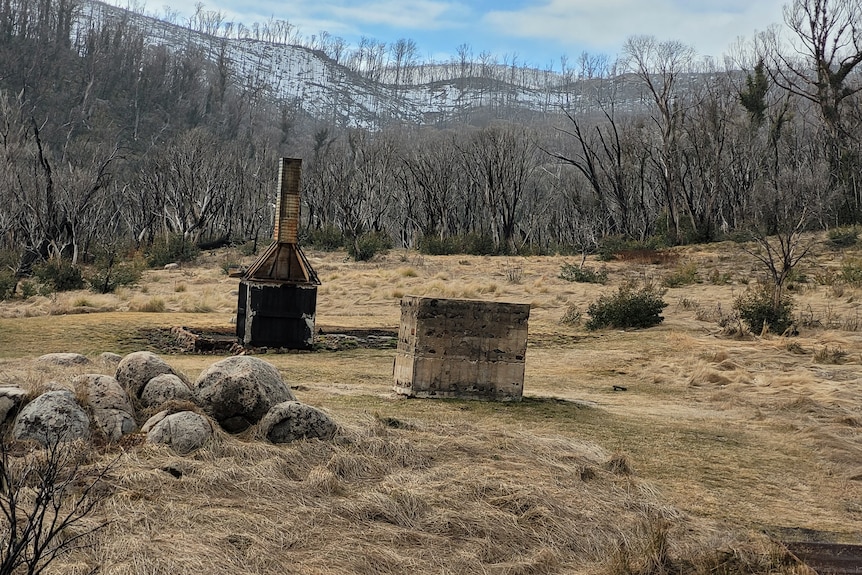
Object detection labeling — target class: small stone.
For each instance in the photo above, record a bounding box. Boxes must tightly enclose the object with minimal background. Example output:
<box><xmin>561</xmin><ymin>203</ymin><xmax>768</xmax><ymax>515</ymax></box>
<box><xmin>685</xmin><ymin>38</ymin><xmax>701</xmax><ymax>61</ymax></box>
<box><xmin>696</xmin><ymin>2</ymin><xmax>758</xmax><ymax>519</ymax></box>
<box><xmin>35</xmin><ymin>353</ymin><xmax>91</xmax><ymax>366</ymax></box>
<box><xmin>100</xmin><ymin>352</ymin><xmax>123</xmax><ymax>366</ymax></box>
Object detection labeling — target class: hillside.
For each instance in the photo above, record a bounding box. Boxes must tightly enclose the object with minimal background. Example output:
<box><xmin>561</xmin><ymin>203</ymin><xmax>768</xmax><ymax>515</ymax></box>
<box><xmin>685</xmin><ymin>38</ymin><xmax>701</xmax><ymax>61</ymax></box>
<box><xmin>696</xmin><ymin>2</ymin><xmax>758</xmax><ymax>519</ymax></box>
<box><xmin>77</xmin><ymin>0</ymin><xmax>655</xmax><ymax>127</ymax></box>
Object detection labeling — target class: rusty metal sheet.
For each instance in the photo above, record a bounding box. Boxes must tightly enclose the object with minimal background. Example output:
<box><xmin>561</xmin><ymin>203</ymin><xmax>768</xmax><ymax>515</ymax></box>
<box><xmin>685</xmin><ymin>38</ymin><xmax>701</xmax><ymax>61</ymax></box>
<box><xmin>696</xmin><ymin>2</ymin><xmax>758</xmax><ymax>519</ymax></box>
<box><xmin>236</xmin><ymin>281</ymin><xmax>317</xmax><ymax>349</ymax></box>
<box><xmin>783</xmin><ymin>541</ymin><xmax>862</xmax><ymax>574</ymax></box>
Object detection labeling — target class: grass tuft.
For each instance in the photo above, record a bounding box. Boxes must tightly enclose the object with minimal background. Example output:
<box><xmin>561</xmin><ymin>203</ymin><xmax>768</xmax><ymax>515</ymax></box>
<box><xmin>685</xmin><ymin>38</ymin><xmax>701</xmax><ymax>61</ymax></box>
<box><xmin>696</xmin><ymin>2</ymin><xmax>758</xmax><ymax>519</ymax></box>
<box><xmin>132</xmin><ymin>297</ymin><xmax>166</xmax><ymax>312</ymax></box>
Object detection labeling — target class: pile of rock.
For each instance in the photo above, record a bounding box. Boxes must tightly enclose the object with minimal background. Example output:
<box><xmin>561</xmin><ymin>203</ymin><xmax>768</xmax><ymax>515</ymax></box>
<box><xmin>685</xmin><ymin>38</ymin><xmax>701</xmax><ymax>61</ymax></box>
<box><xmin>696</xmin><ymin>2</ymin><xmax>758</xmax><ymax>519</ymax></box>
<box><xmin>1</xmin><ymin>352</ymin><xmax>337</xmax><ymax>455</ymax></box>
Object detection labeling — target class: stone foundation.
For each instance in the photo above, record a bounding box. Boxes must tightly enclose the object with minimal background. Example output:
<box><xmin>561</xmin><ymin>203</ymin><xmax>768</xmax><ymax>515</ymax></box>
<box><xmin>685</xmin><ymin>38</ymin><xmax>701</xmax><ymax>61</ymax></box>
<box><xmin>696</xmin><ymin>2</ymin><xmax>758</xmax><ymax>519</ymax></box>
<box><xmin>393</xmin><ymin>296</ymin><xmax>529</xmax><ymax>401</ymax></box>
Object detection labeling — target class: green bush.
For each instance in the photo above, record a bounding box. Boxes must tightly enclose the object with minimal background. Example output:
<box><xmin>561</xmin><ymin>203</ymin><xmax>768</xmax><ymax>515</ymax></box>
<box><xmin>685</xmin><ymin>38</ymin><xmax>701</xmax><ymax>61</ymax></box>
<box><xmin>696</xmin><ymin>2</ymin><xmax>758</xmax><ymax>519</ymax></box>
<box><xmin>219</xmin><ymin>258</ymin><xmax>240</xmax><ymax>275</ymax></box>
<box><xmin>464</xmin><ymin>233</ymin><xmax>497</xmax><ymax>256</ymax></box>
<box><xmin>597</xmin><ymin>236</ymin><xmax>627</xmax><ymax>261</ymax></box>
<box><xmin>418</xmin><ymin>233</ymin><xmax>498</xmax><ymax>256</ymax></box>
<box><xmin>828</xmin><ymin>226</ymin><xmax>859</xmax><ymax>249</ymax></box>
<box><xmin>734</xmin><ymin>284</ymin><xmax>794</xmax><ymax>335</ymax></box>
<box><xmin>419</xmin><ymin>235</ymin><xmax>460</xmax><ymax>255</ymax></box>
<box><xmin>308</xmin><ymin>226</ymin><xmax>344</xmax><ymax>251</ymax></box>
<box><xmin>597</xmin><ymin>236</ymin><xmax>666</xmax><ymax>262</ymax></box>
<box><xmin>559</xmin><ymin>263</ymin><xmax>608</xmax><ymax>284</ymax></box>
<box><xmin>19</xmin><ymin>280</ymin><xmax>37</xmax><ymax>299</ymax></box>
<box><xmin>707</xmin><ymin>268</ymin><xmax>732</xmax><ymax>285</ymax></box>
<box><xmin>88</xmin><ymin>256</ymin><xmax>143</xmax><ymax>294</ymax></box>
<box><xmin>348</xmin><ymin>231</ymin><xmax>392</xmax><ymax>262</ymax></box>
<box><xmin>585</xmin><ymin>282</ymin><xmax>668</xmax><ymax>330</ymax></box>
<box><xmin>147</xmin><ymin>234</ymin><xmax>200</xmax><ymax>268</ymax></box>
<box><xmin>662</xmin><ymin>261</ymin><xmax>699</xmax><ymax>287</ymax></box>
<box><xmin>841</xmin><ymin>258</ymin><xmax>862</xmax><ymax>286</ymax></box>
<box><xmin>238</xmin><ymin>240</ymin><xmax>257</xmax><ymax>256</ymax></box>
<box><xmin>33</xmin><ymin>259</ymin><xmax>85</xmax><ymax>292</ymax></box>
<box><xmin>0</xmin><ymin>270</ymin><xmax>16</xmax><ymax>300</ymax></box>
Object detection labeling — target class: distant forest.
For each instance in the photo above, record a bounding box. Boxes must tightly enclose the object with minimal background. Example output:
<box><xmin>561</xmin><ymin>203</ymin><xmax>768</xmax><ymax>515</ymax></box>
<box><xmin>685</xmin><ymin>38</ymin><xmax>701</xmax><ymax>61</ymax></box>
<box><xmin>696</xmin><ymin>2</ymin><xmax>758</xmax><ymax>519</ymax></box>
<box><xmin>0</xmin><ymin>0</ymin><xmax>861</xmax><ymax>273</ymax></box>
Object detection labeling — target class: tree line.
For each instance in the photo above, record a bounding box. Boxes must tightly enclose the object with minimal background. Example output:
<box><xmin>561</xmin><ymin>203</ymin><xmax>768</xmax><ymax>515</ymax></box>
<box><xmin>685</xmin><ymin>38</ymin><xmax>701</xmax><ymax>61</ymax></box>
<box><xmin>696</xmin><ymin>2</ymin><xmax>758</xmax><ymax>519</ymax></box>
<box><xmin>0</xmin><ymin>0</ymin><xmax>860</xmax><ymax>275</ymax></box>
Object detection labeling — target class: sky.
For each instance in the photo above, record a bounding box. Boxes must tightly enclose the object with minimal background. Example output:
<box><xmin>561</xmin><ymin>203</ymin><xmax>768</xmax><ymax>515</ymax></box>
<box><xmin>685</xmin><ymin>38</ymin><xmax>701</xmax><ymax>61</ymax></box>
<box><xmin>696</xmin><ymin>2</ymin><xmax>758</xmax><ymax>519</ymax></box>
<box><xmin>146</xmin><ymin>0</ymin><xmax>790</xmax><ymax>69</ymax></box>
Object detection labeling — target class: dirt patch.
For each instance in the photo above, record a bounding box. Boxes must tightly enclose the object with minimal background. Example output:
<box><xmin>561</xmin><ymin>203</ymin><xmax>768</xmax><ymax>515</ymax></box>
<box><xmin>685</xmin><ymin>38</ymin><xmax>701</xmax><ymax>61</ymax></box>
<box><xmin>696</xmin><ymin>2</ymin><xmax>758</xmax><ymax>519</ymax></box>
<box><xmin>131</xmin><ymin>326</ymin><xmax>399</xmax><ymax>354</ymax></box>
<box><xmin>315</xmin><ymin>327</ymin><xmax>398</xmax><ymax>351</ymax></box>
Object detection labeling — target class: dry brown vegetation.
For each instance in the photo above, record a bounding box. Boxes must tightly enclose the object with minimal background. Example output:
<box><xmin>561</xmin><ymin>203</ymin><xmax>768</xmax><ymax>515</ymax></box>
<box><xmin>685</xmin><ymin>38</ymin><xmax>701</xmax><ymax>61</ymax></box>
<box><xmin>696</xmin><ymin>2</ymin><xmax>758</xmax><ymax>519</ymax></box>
<box><xmin>2</xmin><ymin>237</ymin><xmax>862</xmax><ymax>573</ymax></box>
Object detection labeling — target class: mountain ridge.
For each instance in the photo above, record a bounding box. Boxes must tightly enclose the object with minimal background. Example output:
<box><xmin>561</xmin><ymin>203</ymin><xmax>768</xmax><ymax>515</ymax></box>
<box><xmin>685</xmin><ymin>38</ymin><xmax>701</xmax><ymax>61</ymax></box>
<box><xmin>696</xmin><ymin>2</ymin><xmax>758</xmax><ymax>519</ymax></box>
<box><xmin>78</xmin><ymin>0</ymin><xmax>629</xmax><ymax>128</ymax></box>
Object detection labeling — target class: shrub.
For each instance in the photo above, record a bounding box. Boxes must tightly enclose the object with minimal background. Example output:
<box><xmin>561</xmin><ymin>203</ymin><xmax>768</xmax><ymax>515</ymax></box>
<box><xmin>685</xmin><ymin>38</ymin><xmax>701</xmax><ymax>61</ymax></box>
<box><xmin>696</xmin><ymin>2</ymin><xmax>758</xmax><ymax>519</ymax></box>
<box><xmin>828</xmin><ymin>226</ymin><xmax>859</xmax><ymax>249</ymax></box>
<box><xmin>814</xmin><ymin>345</ymin><xmax>847</xmax><ymax>364</ymax></box>
<box><xmin>419</xmin><ymin>235</ymin><xmax>460</xmax><ymax>255</ymax></box>
<box><xmin>662</xmin><ymin>261</ymin><xmax>699</xmax><ymax>287</ymax></box>
<box><xmin>504</xmin><ymin>265</ymin><xmax>523</xmax><ymax>284</ymax></box>
<box><xmin>0</xmin><ymin>270</ymin><xmax>15</xmax><ymax>300</ymax></box>
<box><xmin>135</xmin><ymin>297</ymin><xmax>166</xmax><ymax>312</ymax></box>
<box><xmin>238</xmin><ymin>240</ymin><xmax>257</xmax><ymax>256</ymax></box>
<box><xmin>33</xmin><ymin>259</ymin><xmax>85</xmax><ymax>291</ymax></box>
<box><xmin>733</xmin><ymin>284</ymin><xmax>794</xmax><ymax>335</ymax></box>
<box><xmin>147</xmin><ymin>234</ymin><xmax>200</xmax><ymax>268</ymax></box>
<box><xmin>560</xmin><ymin>303</ymin><xmax>582</xmax><ymax>326</ymax></box>
<box><xmin>559</xmin><ymin>263</ymin><xmax>608</xmax><ymax>284</ymax></box>
<box><xmin>418</xmin><ymin>233</ymin><xmax>498</xmax><ymax>256</ymax></box>
<box><xmin>88</xmin><ymin>252</ymin><xmax>143</xmax><ymax>294</ymax></box>
<box><xmin>219</xmin><ymin>259</ymin><xmax>239</xmax><ymax>275</ymax></box>
<box><xmin>708</xmin><ymin>267</ymin><xmax>732</xmax><ymax>285</ymax></box>
<box><xmin>812</xmin><ymin>266</ymin><xmax>838</xmax><ymax>286</ymax></box>
<box><xmin>308</xmin><ymin>225</ymin><xmax>344</xmax><ymax>251</ymax></box>
<box><xmin>464</xmin><ymin>233</ymin><xmax>497</xmax><ymax>255</ymax></box>
<box><xmin>515</xmin><ymin>243</ymin><xmax>547</xmax><ymax>256</ymax></box>
<box><xmin>348</xmin><ymin>231</ymin><xmax>392</xmax><ymax>262</ymax></box>
<box><xmin>88</xmin><ymin>266</ymin><xmax>135</xmax><ymax>294</ymax></box>
<box><xmin>841</xmin><ymin>258</ymin><xmax>862</xmax><ymax>286</ymax></box>
<box><xmin>585</xmin><ymin>281</ymin><xmax>668</xmax><ymax>330</ymax></box>
<box><xmin>18</xmin><ymin>280</ymin><xmax>37</xmax><ymax>299</ymax></box>
<box><xmin>597</xmin><ymin>236</ymin><xmax>627</xmax><ymax>261</ymax></box>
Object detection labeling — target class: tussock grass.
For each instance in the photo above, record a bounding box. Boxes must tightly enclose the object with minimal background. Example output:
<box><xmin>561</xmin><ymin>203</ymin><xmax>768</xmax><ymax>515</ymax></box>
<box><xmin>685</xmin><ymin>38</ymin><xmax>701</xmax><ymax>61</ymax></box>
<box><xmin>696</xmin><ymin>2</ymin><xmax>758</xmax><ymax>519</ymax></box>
<box><xmin>50</xmin><ymin>419</ymin><xmax>786</xmax><ymax>574</ymax></box>
<box><xmin>687</xmin><ymin>363</ymin><xmax>734</xmax><ymax>387</ymax></box>
<box><xmin>130</xmin><ymin>296</ymin><xmax>166</xmax><ymax>312</ymax></box>
<box><xmin>3</xmin><ymin>239</ymin><xmax>862</xmax><ymax>573</ymax></box>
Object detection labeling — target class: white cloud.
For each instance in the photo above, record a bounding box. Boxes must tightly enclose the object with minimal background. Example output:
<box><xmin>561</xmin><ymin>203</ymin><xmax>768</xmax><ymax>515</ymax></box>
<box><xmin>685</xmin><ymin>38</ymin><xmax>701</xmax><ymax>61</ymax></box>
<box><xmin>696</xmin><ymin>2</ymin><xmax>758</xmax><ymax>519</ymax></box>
<box><xmin>326</xmin><ymin>0</ymin><xmax>468</xmax><ymax>30</ymax></box>
<box><xmin>129</xmin><ymin>0</ymin><xmax>789</xmax><ymax>66</ymax></box>
<box><xmin>161</xmin><ymin>0</ymin><xmax>468</xmax><ymax>35</ymax></box>
<box><xmin>481</xmin><ymin>0</ymin><xmax>786</xmax><ymax>58</ymax></box>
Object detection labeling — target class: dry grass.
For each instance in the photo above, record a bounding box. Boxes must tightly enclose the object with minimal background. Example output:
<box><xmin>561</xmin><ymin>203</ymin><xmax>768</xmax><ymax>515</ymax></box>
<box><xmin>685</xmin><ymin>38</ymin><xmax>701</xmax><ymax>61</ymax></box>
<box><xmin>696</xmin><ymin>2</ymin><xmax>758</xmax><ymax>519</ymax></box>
<box><xmin>2</xmin><ymin>238</ymin><xmax>862</xmax><ymax>573</ymax></box>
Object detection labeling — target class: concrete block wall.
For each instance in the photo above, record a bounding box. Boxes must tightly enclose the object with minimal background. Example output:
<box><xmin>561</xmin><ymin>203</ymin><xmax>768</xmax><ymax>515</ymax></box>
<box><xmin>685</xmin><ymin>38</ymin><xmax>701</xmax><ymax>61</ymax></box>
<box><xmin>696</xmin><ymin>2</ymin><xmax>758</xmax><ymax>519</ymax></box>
<box><xmin>393</xmin><ymin>296</ymin><xmax>530</xmax><ymax>401</ymax></box>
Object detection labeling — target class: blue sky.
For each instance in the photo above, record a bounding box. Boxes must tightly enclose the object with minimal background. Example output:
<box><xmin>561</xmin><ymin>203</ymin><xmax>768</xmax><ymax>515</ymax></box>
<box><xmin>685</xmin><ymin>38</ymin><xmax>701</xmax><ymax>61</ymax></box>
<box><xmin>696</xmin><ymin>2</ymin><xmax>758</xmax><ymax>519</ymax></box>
<box><xmin>145</xmin><ymin>0</ymin><xmax>789</xmax><ymax>69</ymax></box>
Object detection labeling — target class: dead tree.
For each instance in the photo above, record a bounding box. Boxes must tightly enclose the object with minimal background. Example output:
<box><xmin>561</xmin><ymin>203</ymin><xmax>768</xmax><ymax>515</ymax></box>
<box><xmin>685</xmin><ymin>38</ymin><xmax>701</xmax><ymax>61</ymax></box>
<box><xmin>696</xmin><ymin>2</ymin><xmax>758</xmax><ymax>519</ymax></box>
<box><xmin>0</xmin><ymin>436</ymin><xmax>114</xmax><ymax>575</ymax></box>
